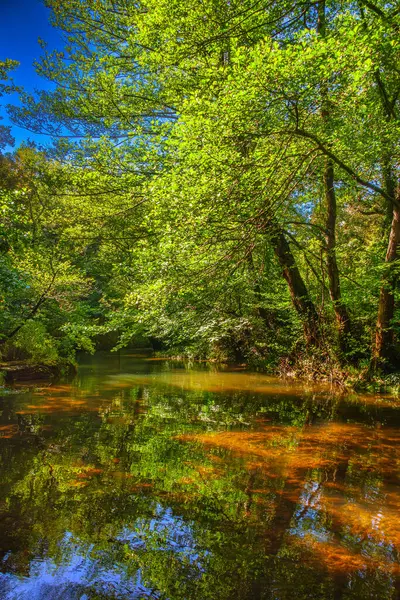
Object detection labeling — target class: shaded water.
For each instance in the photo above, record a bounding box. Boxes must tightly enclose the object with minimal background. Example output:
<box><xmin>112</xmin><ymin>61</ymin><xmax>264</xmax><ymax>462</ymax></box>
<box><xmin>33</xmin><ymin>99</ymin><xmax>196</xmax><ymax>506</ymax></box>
<box><xmin>0</xmin><ymin>352</ymin><xmax>399</xmax><ymax>599</ymax></box>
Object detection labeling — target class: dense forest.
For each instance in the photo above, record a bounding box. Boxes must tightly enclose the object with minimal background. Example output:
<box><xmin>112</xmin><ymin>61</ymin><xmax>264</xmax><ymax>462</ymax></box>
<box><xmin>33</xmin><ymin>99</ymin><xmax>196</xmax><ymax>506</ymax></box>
<box><xmin>1</xmin><ymin>0</ymin><xmax>399</xmax><ymax>379</ymax></box>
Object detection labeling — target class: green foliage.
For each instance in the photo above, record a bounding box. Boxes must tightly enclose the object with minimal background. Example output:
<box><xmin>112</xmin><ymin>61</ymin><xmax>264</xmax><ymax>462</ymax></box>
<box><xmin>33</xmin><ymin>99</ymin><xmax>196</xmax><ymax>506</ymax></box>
<box><xmin>12</xmin><ymin>321</ymin><xmax>59</xmax><ymax>363</ymax></box>
<box><xmin>0</xmin><ymin>58</ymin><xmax>19</xmax><ymax>149</ymax></box>
<box><xmin>1</xmin><ymin>0</ymin><xmax>399</xmax><ymax>374</ymax></box>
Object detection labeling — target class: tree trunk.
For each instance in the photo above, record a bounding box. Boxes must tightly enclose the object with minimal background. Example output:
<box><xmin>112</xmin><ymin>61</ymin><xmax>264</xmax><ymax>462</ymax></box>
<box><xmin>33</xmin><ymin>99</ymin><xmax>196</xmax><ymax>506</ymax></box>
<box><xmin>271</xmin><ymin>229</ymin><xmax>321</xmax><ymax>347</ymax></box>
<box><xmin>373</xmin><ymin>156</ymin><xmax>399</xmax><ymax>369</ymax></box>
<box><xmin>324</xmin><ymin>158</ymin><xmax>352</xmax><ymax>354</ymax></box>
<box><xmin>366</xmin><ymin>18</ymin><xmax>400</xmax><ymax>369</ymax></box>
<box><xmin>318</xmin><ymin>1</ymin><xmax>352</xmax><ymax>357</ymax></box>
<box><xmin>374</xmin><ymin>201</ymin><xmax>400</xmax><ymax>368</ymax></box>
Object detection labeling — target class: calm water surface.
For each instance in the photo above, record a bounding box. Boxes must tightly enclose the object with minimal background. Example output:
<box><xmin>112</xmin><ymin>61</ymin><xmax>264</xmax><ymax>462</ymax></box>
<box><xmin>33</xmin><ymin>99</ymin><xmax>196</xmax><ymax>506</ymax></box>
<box><xmin>0</xmin><ymin>352</ymin><xmax>399</xmax><ymax>599</ymax></box>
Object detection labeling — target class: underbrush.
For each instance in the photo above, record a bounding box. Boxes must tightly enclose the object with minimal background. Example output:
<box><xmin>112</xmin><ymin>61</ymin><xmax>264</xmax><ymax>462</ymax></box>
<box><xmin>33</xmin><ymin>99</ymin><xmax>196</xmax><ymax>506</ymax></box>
<box><xmin>155</xmin><ymin>340</ymin><xmax>400</xmax><ymax>396</ymax></box>
<box><xmin>277</xmin><ymin>350</ymin><xmax>349</xmax><ymax>387</ymax></box>
<box><xmin>0</xmin><ymin>321</ymin><xmax>76</xmax><ymax>370</ymax></box>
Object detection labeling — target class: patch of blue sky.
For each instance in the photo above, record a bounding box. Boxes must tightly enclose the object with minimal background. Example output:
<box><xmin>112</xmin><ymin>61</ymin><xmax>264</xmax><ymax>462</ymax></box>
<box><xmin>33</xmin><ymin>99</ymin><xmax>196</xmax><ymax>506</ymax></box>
<box><xmin>0</xmin><ymin>0</ymin><xmax>62</xmax><ymax>150</ymax></box>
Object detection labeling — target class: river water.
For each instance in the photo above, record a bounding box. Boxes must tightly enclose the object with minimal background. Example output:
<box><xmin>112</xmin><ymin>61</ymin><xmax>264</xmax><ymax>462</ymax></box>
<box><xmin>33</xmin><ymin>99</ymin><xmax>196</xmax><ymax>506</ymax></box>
<box><xmin>0</xmin><ymin>352</ymin><xmax>399</xmax><ymax>599</ymax></box>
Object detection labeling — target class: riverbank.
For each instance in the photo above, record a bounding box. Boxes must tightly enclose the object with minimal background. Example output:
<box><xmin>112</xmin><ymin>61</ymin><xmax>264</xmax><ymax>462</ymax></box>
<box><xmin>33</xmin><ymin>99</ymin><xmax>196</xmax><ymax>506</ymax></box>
<box><xmin>0</xmin><ymin>360</ymin><xmax>76</xmax><ymax>385</ymax></box>
<box><xmin>153</xmin><ymin>350</ymin><xmax>400</xmax><ymax>395</ymax></box>
<box><xmin>2</xmin><ymin>349</ymin><xmax>399</xmax><ymax>397</ymax></box>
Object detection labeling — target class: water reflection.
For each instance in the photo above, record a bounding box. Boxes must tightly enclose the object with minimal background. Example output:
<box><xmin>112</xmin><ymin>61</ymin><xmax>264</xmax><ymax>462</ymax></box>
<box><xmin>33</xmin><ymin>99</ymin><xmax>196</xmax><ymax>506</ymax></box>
<box><xmin>0</xmin><ymin>505</ymin><xmax>204</xmax><ymax>600</ymax></box>
<box><xmin>0</xmin><ymin>352</ymin><xmax>399</xmax><ymax>599</ymax></box>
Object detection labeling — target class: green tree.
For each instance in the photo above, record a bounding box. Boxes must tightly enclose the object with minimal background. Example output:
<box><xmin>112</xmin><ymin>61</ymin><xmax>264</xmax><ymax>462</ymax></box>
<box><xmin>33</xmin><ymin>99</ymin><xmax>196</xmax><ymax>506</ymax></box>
<box><xmin>6</xmin><ymin>0</ymin><xmax>400</xmax><ymax>372</ymax></box>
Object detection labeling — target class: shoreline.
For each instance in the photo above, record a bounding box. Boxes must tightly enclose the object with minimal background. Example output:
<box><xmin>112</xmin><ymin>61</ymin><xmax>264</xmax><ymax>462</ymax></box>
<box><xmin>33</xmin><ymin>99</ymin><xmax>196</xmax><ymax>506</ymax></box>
<box><xmin>0</xmin><ymin>360</ymin><xmax>76</xmax><ymax>385</ymax></box>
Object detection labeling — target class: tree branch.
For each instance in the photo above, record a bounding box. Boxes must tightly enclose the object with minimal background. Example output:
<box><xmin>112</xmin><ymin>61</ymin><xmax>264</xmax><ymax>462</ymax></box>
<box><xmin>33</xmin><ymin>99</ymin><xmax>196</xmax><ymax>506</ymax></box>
<box><xmin>289</xmin><ymin>128</ymin><xmax>396</xmax><ymax>205</ymax></box>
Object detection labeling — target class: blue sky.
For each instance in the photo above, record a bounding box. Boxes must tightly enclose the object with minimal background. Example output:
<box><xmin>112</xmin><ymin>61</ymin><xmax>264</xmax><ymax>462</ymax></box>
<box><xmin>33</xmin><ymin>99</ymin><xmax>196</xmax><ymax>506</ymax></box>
<box><xmin>0</xmin><ymin>0</ymin><xmax>62</xmax><ymax>149</ymax></box>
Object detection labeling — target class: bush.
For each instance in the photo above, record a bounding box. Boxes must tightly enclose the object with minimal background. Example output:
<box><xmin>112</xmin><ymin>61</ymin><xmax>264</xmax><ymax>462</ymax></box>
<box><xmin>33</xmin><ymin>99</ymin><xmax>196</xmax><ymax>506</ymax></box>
<box><xmin>11</xmin><ymin>321</ymin><xmax>59</xmax><ymax>363</ymax></box>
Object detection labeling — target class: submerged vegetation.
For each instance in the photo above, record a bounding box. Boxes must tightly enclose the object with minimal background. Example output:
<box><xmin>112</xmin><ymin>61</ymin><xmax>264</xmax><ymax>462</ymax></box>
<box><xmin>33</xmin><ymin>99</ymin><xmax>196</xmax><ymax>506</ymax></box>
<box><xmin>1</xmin><ymin>1</ymin><xmax>400</xmax><ymax>379</ymax></box>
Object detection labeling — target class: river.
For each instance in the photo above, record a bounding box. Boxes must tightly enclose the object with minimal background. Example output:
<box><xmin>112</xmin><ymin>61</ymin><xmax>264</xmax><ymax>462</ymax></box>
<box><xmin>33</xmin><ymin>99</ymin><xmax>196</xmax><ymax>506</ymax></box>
<box><xmin>0</xmin><ymin>352</ymin><xmax>399</xmax><ymax>599</ymax></box>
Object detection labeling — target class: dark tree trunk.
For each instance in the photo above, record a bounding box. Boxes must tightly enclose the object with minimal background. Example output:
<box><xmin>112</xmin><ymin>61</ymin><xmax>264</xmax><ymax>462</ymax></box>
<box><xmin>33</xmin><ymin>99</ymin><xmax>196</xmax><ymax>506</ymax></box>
<box><xmin>324</xmin><ymin>158</ymin><xmax>352</xmax><ymax>355</ymax></box>
<box><xmin>271</xmin><ymin>229</ymin><xmax>321</xmax><ymax>347</ymax></box>
<box><xmin>318</xmin><ymin>1</ymin><xmax>352</xmax><ymax>357</ymax></box>
<box><xmin>368</xmin><ymin>25</ymin><xmax>400</xmax><ymax>369</ymax></box>
<box><xmin>374</xmin><ymin>201</ymin><xmax>400</xmax><ymax>368</ymax></box>
<box><xmin>373</xmin><ymin>158</ymin><xmax>399</xmax><ymax>369</ymax></box>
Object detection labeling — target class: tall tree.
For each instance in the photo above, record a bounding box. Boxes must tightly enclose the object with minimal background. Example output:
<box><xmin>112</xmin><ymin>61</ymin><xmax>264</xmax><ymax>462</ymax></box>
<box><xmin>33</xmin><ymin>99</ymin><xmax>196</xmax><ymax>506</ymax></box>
<box><xmin>7</xmin><ymin>0</ymin><xmax>400</xmax><ymax>369</ymax></box>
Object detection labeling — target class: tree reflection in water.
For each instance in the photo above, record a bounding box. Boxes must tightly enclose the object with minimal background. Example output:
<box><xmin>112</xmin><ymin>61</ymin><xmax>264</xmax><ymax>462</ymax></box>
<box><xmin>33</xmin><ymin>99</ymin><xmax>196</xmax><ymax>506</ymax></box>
<box><xmin>0</xmin><ymin>352</ymin><xmax>399</xmax><ymax>599</ymax></box>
